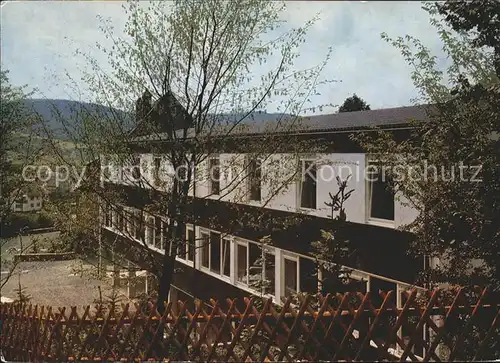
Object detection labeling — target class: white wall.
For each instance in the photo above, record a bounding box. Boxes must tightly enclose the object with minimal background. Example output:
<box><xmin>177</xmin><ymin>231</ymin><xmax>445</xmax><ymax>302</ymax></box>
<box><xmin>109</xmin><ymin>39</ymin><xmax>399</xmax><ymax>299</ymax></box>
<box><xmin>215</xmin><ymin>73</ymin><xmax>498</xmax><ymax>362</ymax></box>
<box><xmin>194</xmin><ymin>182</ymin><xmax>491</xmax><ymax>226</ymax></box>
<box><xmin>106</xmin><ymin>152</ymin><xmax>420</xmax><ymax>229</ymax></box>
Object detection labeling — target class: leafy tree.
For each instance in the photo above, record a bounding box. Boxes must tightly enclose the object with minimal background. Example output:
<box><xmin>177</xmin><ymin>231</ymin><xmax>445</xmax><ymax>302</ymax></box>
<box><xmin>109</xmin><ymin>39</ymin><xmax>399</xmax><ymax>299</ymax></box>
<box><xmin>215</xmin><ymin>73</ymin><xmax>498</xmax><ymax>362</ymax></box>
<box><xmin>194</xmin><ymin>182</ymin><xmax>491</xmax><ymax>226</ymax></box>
<box><xmin>311</xmin><ymin>175</ymin><xmax>356</xmax><ymax>292</ymax></box>
<box><xmin>0</xmin><ymin>70</ymin><xmax>41</xmax><ymax>230</ymax></box>
<box><xmin>435</xmin><ymin>1</ymin><xmax>500</xmax><ymax>77</ymax></box>
<box><xmin>338</xmin><ymin>94</ymin><xmax>370</xmax><ymax>113</ymax></box>
<box><xmin>0</xmin><ymin>72</ymin><xmax>45</xmax><ymax>288</ymax></box>
<box><xmin>47</xmin><ymin>0</ymin><xmax>334</xmax><ymax>312</ymax></box>
<box><xmin>358</xmin><ymin>3</ymin><xmax>499</xmax><ymax>290</ymax></box>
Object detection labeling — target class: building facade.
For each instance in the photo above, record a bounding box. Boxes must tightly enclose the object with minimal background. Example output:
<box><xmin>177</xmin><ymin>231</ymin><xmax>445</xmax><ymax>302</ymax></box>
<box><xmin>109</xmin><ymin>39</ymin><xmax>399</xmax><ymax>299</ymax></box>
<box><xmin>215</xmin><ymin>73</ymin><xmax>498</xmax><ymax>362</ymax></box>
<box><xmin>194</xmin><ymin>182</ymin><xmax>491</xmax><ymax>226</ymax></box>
<box><xmin>100</xmin><ymin>102</ymin><xmax>428</xmax><ymax>304</ymax></box>
<box><xmin>11</xmin><ymin>193</ymin><xmax>43</xmax><ymax>213</ymax></box>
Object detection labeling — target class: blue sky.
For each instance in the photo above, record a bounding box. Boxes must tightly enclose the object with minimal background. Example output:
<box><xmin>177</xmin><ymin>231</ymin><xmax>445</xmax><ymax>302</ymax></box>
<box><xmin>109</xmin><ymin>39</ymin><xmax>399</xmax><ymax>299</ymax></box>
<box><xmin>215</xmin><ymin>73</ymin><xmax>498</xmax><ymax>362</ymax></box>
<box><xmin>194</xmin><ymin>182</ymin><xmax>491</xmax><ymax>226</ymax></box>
<box><xmin>1</xmin><ymin>1</ymin><xmax>448</xmax><ymax>114</ymax></box>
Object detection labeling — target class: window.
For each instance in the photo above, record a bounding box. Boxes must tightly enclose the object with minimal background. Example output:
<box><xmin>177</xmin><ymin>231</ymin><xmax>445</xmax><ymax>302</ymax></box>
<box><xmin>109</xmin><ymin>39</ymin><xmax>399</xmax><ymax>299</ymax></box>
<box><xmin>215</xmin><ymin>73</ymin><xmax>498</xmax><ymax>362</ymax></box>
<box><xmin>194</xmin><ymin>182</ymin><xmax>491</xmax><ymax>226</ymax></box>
<box><xmin>300</xmin><ymin>257</ymin><xmax>318</xmax><ymax>294</ymax></box>
<box><xmin>176</xmin><ymin>226</ymin><xmax>187</xmax><ymax>260</ymax></box>
<box><xmin>15</xmin><ymin>203</ymin><xmax>23</xmax><ymax>210</ymax></box>
<box><xmin>124</xmin><ymin>209</ymin><xmax>132</xmax><ymax>236</ymax></box>
<box><xmin>131</xmin><ymin>155</ymin><xmax>141</xmax><ymax>181</ymax></box>
<box><xmin>367</xmin><ymin>162</ymin><xmax>394</xmax><ymax>221</ymax></box>
<box><xmin>112</xmin><ymin>207</ymin><xmax>118</xmax><ymax>228</ymax></box>
<box><xmin>36</xmin><ymin>202</ymin><xmax>41</xmax><ymax>207</ymax></box>
<box><xmin>237</xmin><ymin>244</ymin><xmax>248</xmax><ymax>284</ymax></box>
<box><xmin>102</xmin><ymin>156</ymin><xmax>111</xmax><ymax>180</ymax></box>
<box><xmin>30</xmin><ymin>203</ymin><xmax>34</xmax><ymax>208</ymax></box>
<box><xmin>299</xmin><ymin>160</ymin><xmax>316</xmax><ymax>209</ymax></box>
<box><xmin>104</xmin><ymin>205</ymin><xmax>112</xmax><ymax>227</ymax></box>
<box><xmin>248</xmin><ymin>158</ymin><xmax>262</xmax><ymax>201</ymax></box>
<box><xmin>187</xmin><ymin>228</ymin><xmax>195</xmax><ymax>262</ymax></box>
<box><xmin>210</xmin><ymin>232</ymin><xmax>221</xmax><ymax>274</ymax></box>
<box><xmin>222</xmin><ymin>238</ymin><xmax>231</xmax><ymax>277</ymax></box>
<box><xmin>118</xmin><ymin>207</ymin><xmax>124</xmax><ymax>231</ymax></box>
<box><xmin>248</xmin><ymin>243</ymin><xmax>275</xmax><ymax>296</ymax></box>
<box><xmin>284</xmin><ymin>257</ymin><xmax>298</xmax><ymax>297</ymax></box>
<box><xmin>155</xmin><ymin>217</ymin><xmax>164</xmax><ymax>249</ymax></box>
<box><xmin>133</xmin><ymin>210</ymin><xmax>144</xmax><ymax>240</ymax></box>
<box><xmin>263</xmin><ymin>249</ymin><xmax>275</xmax><ymax>296</ymax></box>
<box><xmin>146</xmin><ymin>216</ymin><xmax>155</xmax><ymax>245</ymax></box>
<box><xmin>209</xmin><ymin>157</ymin><xmax>220</xmax><ymax>195</ymax></box>
<box><xmin>153</xmin><ymin>156</ymin><xmax>161</xmax><ymax>185</ymax></box>
<box><xmin>200</xmin><ymin>232</ymin><xmax>210</xmax><ymax>268</ymax></box>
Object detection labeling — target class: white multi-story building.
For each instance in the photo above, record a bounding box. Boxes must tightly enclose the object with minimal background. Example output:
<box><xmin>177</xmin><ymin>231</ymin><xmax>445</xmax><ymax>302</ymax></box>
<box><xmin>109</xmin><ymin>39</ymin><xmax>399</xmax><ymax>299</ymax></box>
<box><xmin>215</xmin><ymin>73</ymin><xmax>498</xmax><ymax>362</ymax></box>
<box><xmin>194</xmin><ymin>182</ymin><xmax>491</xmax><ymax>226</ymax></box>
<box><xmin>100</xmin><ymin>93</ymin><xmax>428</xmax><ymax>304</ymax></box>
<box><xmin>11</xmin><ymin>193</ymin><xmax>43</xmax><ymax>213</ymax></box>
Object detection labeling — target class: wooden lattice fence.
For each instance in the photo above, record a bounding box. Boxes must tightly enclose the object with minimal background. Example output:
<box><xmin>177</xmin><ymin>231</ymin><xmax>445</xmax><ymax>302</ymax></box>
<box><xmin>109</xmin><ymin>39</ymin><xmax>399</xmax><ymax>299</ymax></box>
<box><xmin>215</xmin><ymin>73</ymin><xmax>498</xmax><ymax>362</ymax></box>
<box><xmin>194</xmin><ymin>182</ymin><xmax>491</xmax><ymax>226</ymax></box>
<box><xmin>1</xmin><ymin>287</ymin><xmax>498</xmax><ymax>362</ymax></box>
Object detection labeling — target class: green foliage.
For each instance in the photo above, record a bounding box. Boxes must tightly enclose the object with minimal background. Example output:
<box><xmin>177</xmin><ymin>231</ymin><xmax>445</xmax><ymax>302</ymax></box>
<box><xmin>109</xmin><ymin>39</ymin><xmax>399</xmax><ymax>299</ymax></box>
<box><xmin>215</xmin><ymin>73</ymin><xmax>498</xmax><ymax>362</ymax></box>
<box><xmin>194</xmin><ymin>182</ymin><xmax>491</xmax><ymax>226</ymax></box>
<box><xmin>248</xmin><ymin>235</ymin><xmax>275</xmax><ymax>303</ymax></box>
<box><xmin>51</xmin><ymin>0</ymin><xmax>335</xmax><ymax>311</ymax></box>
<box><xmin>338</xmin><ymin>94</ymin><xmax>370</xmax><ymax>113</ymax></box>
<box><xmin>435</xmin><ymin>1</ymin><xmax>500</xmax><ymax>76</ymax></box>
<box><xmin>0</xmin><ymin>212</ymin><xmax>54</xmax><ymax>238</ymax></box>
<box><xmin>0</xmin><ymin>70</ymin><xmax>41</xmax><ymax>230</ymax></box>
<box><xmin>311</xmin><ymin>176</ymin><xmax>355</xmax><ymax>292</ymax></box>
<box><xmin>358</xmin><ymin>4</ymin><xmax>500</xmax><ymax>289</ymax></box>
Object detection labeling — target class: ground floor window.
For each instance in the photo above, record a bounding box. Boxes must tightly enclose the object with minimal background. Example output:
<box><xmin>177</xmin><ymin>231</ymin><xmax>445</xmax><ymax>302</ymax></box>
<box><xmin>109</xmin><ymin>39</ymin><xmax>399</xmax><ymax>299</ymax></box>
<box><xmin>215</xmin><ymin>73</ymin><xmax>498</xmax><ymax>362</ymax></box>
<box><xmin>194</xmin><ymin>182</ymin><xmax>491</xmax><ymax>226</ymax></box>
<box><xmin>187</xmin><ymin>227</ymin><xmax>195</xmax><ymax>262</ymax></box>
<box><xmin>236</xmin><ymin>243</ymin><xmax>248</xmax><ymax>285</ymax></box>
<box><xmin>200</xmin><ymin>232</ymin><xmax>210</xmax><ymax>269</ymax></box>
<box><xmin>284</xmin><ymin>257</ymin><xmax>298</xmax><ymax>297</ymax></box>
<box><xmin>145</xmin><ymin>215</ymin><xmax>155</xmax><ymax>246</ymax></box>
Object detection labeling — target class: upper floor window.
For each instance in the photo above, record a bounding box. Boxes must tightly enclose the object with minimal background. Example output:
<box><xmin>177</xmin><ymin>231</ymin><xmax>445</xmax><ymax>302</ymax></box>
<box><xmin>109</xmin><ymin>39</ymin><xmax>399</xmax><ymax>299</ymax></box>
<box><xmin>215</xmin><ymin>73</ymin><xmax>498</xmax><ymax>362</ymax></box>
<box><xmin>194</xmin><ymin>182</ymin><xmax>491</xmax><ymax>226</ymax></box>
<box><xmin>112</xmin><ymin>207</ymin><xmax>118</xmax><ymax>228</ymax></box>
<box><xmin>145</xmin><ymin>215</ymin><xmax>155</xmax><ymax>246</ymax></box>
<box><xmin>117</xmin><ymin>207</ymin><xmax>124</xmax><ymax>231</ymax></box>
<box><xmin>131</xmin><ymin>156</ymin><xmax>141</xmax><ymax>181</ymax></box>
<box><xmin>248</xmin><ymin>158</ymin><xmax>262</xmax><ymax>201</ymax></box>
<box><xmin>366</xmin><ymin>162</ymin><xmax>394</xmax><ymax>221</ymax></box>
<box><xmin>103</xmin><ymin>204</ymin><xmax>111</xmax><ymax>227</ymax></box>
<box><xmin>284</xmin><ymin>256</ymin><xmax>298</xmax><ymax>297</ymax></box>
<box><xmin>153</xmin><ymin>156</ymin><xmax>162</xmax><ymax>185</ymax></box>
<box><xmin>299</xmin><ymin>160</ymin><xmax>317</xmax><ymax>209</ymax></box>
<box><xmin>209</xmin><ymin>156</ymin><xmax>220</xmax><ymax>195</ymax></box>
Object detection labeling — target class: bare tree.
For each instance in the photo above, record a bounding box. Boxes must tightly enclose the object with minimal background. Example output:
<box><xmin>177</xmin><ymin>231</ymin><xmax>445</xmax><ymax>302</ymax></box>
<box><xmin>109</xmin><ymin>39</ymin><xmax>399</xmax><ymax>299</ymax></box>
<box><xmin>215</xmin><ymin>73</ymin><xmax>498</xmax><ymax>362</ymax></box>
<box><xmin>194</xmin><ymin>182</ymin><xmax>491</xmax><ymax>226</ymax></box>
<box><xmin>45</xmin><ymin>0</ymin><xmax>337</xmax><ymax>311</ymax></box>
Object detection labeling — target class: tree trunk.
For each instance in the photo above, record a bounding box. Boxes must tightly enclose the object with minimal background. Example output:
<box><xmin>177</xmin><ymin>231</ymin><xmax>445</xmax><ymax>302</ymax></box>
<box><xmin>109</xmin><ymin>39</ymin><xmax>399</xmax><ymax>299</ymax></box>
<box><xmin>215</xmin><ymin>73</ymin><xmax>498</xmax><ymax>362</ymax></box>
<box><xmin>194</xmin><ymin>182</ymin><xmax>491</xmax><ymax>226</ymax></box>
<box><xmin>156</xmin><ymin>253</ymin><xmax>176</xmax><ymax>313</ymax></box>
<box><xmin>155</xmin><ymin>156</ymin><xmax>191</xmax><ymax>313</ymax></box>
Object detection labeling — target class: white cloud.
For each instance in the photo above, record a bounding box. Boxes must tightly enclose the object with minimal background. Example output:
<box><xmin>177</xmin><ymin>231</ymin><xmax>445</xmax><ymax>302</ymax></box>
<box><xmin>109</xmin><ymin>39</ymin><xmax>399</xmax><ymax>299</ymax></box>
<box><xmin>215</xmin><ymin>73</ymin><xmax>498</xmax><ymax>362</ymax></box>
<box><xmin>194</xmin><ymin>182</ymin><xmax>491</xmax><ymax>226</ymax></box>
<box><xmin>1</xmin><ymin>1</ymin><xmax>448</xmax><ymax>113</ymax></box>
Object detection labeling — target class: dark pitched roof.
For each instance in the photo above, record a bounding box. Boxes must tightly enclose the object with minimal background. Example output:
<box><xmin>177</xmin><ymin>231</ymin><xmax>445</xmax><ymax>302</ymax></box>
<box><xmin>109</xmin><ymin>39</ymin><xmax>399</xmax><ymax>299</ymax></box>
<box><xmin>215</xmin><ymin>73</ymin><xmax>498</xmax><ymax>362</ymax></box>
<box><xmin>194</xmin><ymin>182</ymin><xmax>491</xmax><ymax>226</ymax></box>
<box><xmin>296</xmin><ymin>104</ymin><xmax>429</xmax><ymax>132</ymax></box>
<box><xmin>132</xmin><ymin>104</ymin><xmax>430</xmax><ymax>142</ymax></box>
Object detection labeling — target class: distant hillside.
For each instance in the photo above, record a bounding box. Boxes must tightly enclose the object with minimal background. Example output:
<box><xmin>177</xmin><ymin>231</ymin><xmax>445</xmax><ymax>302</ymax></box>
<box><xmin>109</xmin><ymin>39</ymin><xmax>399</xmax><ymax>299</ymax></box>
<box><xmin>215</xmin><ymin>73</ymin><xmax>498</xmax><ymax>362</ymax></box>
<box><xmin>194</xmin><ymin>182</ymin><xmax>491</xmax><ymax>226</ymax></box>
<box><xmin>22</xmin><ymin>99</ymin><xmax>132</xmax><ymax>141</ymax></box>
<box><xmin>21</xmin><ymin>98</ymin><xmax>293</xmax><ymax>141</ymax></box>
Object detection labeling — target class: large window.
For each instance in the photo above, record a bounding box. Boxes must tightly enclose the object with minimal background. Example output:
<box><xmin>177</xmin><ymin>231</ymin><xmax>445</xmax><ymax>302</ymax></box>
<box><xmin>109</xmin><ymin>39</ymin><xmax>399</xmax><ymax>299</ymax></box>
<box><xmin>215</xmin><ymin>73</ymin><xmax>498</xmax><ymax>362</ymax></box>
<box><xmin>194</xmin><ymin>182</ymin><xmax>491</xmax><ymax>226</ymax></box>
<box><xmin>299</xmin><ymin>160</ymin><xmax>316</xmax><ymax>209</ymax></box>
<box><xmin>112</xmin><ymin>207</ymin><xmax>118</xmax><ymax>229</ymax></box>
<box><xmin>248</xmin><ymin>158</ymin><xmax>262</xmax><ymax>201</ymax></box>
<box><xmin>131</xmin><ymin>155</ymin><xmax>141</xmax><ymax>181</ymax></box>
<box><xmin>117</xmin><ymin>207</ymin><xmax>124</xmax><ymax>232</ymax></box>
<box><xmin>284</xmin><ymin>257</ymin><xmax>298</xmax><ymax>297</ymax></box>
<box><xmin>210</xmin><ymin>232</ymin><xmax>221</xmax><ymax>273</ymax></box>
<box><xmin>367</xmin><ymin>162</ymin><xmax>395</xmax><ymax>221</ymax></box>
<box><xmin>178</xmin><ymin>228</ymin><xmax>188</xmax><ymax>259</ymax></box>
<box><xmin>154</xmin><ymin>216</ymin><xmax>163</xmax><ymax>249</ymax></box>
<box><xmin>145</xmin><ymin>216</ymin><xmax>155</xmax><ymax>246</ymax></box>
<box><xmin>236</xmin><ymin>244</ymin><xmax>248</xmax><ymax>284</ymax></box>
<box><xmin>245</xmin><ymin>243</ymin><xmax>275</xmax><ymax>296</ymax></box>
<box><xmin>153</xmin><ymin>156</ymin><xmax>162</xmax><ymax>186</ymax></box>
<box><xmin>104</xmin><ymin>204</ymin><xmax>112</xmax><ymax>227</ymax></box>
<box><xmin>209</xmin><ymin>157</ymin><xmax>220</xmax><ymax>195</ymax></box>
<box><xmin>187</xmin><ymin>227</ymin><xmax>195</xmax><ymax>262</ymax></box>
<box><xmin>200</xmin><ymin>232</ymin><xmax>210</xmax><ymax>268</ymax></box>
<box><xmin>133</xmin><ymin>210</ymin><xmax>144</xmax><ymax>240</ymax></box>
